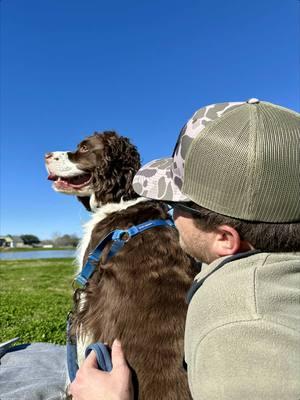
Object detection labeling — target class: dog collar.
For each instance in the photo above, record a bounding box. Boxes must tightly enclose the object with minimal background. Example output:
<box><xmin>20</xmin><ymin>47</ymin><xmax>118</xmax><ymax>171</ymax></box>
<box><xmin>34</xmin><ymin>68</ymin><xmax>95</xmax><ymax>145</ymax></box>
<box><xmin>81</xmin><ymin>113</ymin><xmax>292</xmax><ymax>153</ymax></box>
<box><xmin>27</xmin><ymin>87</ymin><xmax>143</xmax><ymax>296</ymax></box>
<box><xmin>74</xmin><ymin>219</ymin><xmax>175</xmax><ymax>289</ymax></box>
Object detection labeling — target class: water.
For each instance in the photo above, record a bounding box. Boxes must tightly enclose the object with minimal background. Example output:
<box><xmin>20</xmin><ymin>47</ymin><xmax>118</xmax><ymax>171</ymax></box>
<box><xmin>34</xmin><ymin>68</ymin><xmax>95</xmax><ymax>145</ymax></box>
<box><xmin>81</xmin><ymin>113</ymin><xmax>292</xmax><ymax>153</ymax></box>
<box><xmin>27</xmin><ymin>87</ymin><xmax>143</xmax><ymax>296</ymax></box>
<box><xmin>0</xmin><ymin>250</ymin><xmax>76</xmax><ymax>261</ymax></box>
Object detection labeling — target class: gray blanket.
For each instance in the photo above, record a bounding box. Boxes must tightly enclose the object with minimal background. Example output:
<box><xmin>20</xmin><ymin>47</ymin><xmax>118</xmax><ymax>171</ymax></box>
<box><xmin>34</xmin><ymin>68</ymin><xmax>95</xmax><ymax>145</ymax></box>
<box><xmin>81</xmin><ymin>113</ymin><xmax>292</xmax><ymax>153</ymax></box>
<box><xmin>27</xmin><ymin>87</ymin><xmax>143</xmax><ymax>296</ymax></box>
<box><xmin>0</xmin><ymin>341</ymin><xmax>67</xmax><ymax>400</ymax></box>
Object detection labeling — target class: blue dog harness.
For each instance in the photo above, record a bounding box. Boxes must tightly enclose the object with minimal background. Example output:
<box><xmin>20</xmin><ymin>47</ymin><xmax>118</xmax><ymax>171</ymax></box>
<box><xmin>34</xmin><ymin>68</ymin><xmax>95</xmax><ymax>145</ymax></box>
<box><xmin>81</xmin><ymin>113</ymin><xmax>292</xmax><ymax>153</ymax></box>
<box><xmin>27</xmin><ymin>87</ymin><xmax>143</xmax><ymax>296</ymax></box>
<box><xmin>67</xmin><ymin>217</ymin><xmax>175</xmax><ymax>381</ymax></box>
<box><xmin>74</xmin><ymin>218</ymin><xmax>175</xmax><ymax>288</ymax></box>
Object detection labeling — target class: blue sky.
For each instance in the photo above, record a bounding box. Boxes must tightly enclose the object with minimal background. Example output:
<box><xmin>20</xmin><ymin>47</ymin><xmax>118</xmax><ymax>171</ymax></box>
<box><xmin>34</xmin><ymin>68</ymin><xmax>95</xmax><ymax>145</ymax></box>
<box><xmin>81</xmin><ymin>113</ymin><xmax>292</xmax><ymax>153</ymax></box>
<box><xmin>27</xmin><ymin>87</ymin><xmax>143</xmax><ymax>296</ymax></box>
<box><xmin>1</xmin><ymin>0</ymin><xmax>299</xmax><ymax>240</ymax></box>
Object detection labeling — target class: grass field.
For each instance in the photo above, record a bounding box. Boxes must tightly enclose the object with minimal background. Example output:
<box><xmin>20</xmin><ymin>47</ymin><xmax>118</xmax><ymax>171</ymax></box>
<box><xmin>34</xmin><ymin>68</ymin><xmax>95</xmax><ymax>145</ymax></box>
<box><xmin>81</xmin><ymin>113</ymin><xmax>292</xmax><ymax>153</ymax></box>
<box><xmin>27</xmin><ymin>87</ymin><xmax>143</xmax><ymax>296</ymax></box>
<box><xmin>0</xmin><ymin>258</ymin><xmax>76</xmax><ymax>344</ymax></box>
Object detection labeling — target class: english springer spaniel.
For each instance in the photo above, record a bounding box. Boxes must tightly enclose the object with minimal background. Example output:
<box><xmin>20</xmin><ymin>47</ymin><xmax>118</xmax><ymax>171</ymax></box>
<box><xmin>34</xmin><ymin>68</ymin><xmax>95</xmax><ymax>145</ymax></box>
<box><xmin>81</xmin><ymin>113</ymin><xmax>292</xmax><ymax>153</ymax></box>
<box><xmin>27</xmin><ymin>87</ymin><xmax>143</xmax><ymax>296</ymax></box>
<box><xmin>45</xmin><ymin>131</ymin><xmax>197</xmax><ymax>400</ymax></box>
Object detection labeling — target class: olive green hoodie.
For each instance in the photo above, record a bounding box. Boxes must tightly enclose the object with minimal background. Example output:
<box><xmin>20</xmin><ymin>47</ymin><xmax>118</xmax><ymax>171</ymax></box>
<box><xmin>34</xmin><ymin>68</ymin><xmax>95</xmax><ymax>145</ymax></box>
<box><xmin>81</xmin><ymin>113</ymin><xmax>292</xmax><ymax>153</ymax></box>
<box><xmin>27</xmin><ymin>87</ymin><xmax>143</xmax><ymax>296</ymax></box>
<box><xmin>185</xmin><ymin>251</ymin><xmax>300</xmax><ymax>400</ymax></box>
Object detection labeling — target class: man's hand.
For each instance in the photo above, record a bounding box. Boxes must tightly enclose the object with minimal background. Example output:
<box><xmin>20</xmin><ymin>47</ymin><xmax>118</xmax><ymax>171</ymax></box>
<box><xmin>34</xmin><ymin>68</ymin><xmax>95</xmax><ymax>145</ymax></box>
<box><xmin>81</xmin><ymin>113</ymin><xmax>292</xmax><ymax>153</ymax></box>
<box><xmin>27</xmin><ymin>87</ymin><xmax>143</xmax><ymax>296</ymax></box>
<box><xmin>69</xmin><ymin>339</ymin><xmax>133</xmax><ymax>400</ymax></box>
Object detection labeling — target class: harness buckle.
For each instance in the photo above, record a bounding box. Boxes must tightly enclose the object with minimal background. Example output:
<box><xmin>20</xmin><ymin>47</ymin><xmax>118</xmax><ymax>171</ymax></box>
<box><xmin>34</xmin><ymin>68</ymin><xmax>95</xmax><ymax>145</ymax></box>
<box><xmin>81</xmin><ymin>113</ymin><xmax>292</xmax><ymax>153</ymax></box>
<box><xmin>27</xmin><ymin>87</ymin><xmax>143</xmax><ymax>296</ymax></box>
<box><xmin>112</xmin><ymin>229</ymin><xmax>131</xmax><ymax>243</ymax></box>
<box><xmin>72</xmin><ymin>276</ymin><xmax>87</xmax><ymax>290</ymax></box>
<box><xmin>119</xmin><ymin>231</ymin><xmax>130</xmax><ymax>242</ymax></box>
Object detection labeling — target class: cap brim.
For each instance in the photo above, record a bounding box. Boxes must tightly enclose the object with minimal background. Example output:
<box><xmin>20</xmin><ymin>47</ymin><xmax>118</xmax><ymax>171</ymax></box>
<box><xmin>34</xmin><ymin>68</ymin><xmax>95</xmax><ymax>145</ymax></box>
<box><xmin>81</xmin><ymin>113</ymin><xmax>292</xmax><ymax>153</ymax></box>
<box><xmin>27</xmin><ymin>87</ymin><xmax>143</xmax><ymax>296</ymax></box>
<box><xmin>133</xmin><ymin>157</ymin><xmax>190</xmax><ymax>202</ymax></box>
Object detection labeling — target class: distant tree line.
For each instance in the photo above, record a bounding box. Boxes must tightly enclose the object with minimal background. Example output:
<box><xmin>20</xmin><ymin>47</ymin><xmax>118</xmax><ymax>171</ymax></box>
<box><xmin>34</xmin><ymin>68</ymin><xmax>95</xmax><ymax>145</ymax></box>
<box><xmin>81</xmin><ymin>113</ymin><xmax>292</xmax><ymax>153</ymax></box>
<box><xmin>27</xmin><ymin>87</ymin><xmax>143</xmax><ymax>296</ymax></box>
<box><xmin>20</xmin><ymin>234</ymin><xmax>80</xmax><ymax>247</ymax></box>
<box><xmin>52</xmin><ymin>234</ymin><xmax>79</xmax><ymax>247</ymax></box>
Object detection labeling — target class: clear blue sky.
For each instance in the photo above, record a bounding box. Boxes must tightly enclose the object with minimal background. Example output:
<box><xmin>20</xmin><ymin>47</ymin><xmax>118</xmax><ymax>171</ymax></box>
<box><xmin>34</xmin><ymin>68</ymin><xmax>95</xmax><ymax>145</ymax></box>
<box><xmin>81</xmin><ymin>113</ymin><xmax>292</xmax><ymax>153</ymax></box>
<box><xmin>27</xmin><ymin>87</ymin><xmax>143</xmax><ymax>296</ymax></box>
<box><xmin>1</xmin><ymin>0</ymin><xmax>299</xmax><ymax>240</ymax></box>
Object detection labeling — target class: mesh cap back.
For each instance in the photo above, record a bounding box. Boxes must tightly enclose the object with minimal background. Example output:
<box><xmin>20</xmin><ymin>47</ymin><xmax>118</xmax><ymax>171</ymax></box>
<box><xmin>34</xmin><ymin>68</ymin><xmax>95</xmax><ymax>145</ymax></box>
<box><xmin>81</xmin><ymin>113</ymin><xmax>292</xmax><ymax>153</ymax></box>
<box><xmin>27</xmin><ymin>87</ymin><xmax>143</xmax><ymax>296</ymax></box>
<box><xmin>184</xmin><ymin>101</ymin><xmax>300</xmax><ymax>222</ymax></box>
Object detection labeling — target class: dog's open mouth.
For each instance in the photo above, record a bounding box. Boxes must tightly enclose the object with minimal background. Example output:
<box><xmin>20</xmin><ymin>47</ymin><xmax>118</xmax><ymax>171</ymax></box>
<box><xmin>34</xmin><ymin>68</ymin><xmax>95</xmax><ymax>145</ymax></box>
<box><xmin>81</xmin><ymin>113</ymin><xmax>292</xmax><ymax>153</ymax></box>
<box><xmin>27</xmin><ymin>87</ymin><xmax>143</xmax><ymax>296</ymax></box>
<box><xmin>48</xmin><ymin>173</ymin><xmax>92</xmax><ymax>189</ymax></box>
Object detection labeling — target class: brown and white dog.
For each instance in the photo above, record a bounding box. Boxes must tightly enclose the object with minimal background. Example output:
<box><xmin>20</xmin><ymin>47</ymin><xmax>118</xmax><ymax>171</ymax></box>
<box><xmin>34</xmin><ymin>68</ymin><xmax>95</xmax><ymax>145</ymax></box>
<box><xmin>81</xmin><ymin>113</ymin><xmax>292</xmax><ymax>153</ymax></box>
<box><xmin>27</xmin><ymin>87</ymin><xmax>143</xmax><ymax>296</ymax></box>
<box><xmin>45</xmin><ymin>131</ymin><xmax>198</xmax><ymax>400</ymax></box>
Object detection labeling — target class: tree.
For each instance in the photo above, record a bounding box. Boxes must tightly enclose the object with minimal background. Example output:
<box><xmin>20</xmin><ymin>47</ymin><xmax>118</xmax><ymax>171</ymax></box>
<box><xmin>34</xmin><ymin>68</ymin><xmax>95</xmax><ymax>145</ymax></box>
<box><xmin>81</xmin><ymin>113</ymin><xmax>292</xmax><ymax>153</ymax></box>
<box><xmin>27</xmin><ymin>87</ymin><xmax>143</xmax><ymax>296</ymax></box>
<box><xmin>21</xmin><ymin>234</ymin><xmax>40</xmax><ymax>245</ymax></box>
<box><xmin>53</xmin><ymin>234</ymin><xmax>79</xmax><ymax>247</ymax></box>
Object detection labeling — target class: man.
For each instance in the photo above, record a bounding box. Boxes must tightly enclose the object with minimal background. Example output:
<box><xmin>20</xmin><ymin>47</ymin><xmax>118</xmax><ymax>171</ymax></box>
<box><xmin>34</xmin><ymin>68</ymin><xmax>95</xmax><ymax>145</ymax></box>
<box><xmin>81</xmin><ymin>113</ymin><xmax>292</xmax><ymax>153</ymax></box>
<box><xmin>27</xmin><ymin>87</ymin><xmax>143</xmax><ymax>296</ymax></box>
<box><xmin>69</xmin><ymin>99</ymin><xmax>300</xmax><ymax>400</ymax></box>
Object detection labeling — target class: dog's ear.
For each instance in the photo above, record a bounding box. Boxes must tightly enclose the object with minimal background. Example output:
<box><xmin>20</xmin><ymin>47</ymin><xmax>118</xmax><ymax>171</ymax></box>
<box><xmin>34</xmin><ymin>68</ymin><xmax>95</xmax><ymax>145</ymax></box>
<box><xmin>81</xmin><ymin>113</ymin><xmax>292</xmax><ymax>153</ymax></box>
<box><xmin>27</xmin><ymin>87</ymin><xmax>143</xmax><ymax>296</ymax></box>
<box><xmin>77</xmin><ymin>196</ymin><xmax>92</xmax><ymax>212</ymax></box>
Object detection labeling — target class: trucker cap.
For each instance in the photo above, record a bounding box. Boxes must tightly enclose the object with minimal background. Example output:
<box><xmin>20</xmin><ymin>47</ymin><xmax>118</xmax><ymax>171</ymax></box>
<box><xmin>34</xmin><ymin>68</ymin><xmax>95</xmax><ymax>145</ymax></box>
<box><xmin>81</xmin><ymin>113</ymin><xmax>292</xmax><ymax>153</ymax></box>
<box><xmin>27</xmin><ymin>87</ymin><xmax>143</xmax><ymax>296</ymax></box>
<box><xmin>133</xmin><ymin>99</ymin><xmax>300</xmax><ymax>223</ymax></box>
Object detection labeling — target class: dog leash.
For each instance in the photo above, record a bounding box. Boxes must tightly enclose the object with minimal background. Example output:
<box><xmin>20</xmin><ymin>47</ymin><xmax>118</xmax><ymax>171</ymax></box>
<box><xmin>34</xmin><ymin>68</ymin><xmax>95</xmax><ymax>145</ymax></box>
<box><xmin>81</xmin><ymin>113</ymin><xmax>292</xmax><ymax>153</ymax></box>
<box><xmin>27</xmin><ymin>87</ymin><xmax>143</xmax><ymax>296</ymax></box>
<box><xmin>67</xmin><ymin>317</ymin><xmax>112</xmax><ymax>382</ymax></box>
<box><xmin>85</xmin><ymin>343</ymin><xmax>112</xmax><ymax>371</ymax></box>
<box><xmin>73</xmin><ymin>218</ymin><xmax>175</xmax><ymax>288</ymax></box>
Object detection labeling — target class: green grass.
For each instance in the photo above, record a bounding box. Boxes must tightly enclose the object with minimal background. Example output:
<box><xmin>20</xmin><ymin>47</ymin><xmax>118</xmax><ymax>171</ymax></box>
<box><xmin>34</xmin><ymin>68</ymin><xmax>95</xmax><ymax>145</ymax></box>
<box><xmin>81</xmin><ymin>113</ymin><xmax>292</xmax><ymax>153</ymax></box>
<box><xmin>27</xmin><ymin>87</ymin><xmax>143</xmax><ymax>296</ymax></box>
<box><xmin>0</xmin><ymin>258</ymin><xmax>76</xmax><ymax>344</ymax></box>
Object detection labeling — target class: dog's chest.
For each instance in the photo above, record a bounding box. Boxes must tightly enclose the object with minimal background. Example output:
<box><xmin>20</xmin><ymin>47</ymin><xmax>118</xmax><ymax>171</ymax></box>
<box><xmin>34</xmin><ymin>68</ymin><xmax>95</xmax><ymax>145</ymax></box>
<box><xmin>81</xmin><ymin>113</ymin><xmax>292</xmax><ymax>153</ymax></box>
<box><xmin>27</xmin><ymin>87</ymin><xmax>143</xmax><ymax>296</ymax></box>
<box><xmin>76</xmin><ymin>197</ymin><xmax>148</xmax><ymax>269</ymax></box>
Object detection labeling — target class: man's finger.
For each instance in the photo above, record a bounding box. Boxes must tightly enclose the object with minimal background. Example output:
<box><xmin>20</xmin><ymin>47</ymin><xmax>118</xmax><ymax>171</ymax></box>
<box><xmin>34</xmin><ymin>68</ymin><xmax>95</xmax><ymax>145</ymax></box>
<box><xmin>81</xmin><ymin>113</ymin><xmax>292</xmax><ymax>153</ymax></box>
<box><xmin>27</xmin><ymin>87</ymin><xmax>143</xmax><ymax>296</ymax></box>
<box><xmin>111</xmin><ymin>339</ymin><xmax>127</xmax><ymax>369</ymax></box>
<box><xmin>83</xmin><ymin>350</ymin><xmax>98</xmax><ymax>368</ymax></box>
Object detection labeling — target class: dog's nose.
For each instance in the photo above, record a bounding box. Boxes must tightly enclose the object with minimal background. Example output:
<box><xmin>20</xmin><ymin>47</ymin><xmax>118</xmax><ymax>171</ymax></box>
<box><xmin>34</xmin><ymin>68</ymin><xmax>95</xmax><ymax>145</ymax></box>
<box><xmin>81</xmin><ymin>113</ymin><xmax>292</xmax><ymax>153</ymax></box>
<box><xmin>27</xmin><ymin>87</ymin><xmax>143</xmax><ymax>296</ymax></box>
<box><xmin>45</xmin><ymin>152</ymin><xmax>53</xmax><ymax>160</ymax></box>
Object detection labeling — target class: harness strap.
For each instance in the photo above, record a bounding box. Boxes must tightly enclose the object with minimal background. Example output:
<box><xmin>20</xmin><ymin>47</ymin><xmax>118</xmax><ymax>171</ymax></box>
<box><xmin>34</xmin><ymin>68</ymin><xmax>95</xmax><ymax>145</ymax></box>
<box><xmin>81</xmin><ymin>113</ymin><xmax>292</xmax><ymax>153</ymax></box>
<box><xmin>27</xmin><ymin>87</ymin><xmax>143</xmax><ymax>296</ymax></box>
<box><xmin>74</xmin><ymin>218</ymin><xmax>175</xmax><ymax>288</ymax></box>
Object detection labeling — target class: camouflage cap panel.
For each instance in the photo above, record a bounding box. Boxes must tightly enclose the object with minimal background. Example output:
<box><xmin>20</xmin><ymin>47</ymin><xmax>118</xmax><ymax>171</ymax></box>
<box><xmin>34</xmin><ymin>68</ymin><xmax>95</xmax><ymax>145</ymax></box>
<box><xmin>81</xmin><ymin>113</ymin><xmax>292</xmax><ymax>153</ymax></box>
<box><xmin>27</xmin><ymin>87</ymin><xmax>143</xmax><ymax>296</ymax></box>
<box><xmin>172</xmin><ymin>102</ymin><xmax>244</xmax><ymax>192</ymax></box>
<box><xmin>133</xmin><ymin>101</ymin><xmax>244</xmax><ymax>201</ymax></box>
<box><xmin>132</xmin><ymin>158</ymin><xmax>189</xmax><ymax>201</ymax></box>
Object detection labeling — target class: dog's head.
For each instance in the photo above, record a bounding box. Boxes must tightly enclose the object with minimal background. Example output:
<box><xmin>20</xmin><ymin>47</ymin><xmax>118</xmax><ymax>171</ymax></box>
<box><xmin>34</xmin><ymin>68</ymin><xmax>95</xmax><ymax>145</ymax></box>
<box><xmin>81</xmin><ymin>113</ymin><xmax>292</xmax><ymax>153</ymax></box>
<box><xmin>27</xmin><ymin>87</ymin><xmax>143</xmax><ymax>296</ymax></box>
<box><xmin>45</xmin><ymin>131</ymin><xmax>141</xmax><ymax>210</ymax></box>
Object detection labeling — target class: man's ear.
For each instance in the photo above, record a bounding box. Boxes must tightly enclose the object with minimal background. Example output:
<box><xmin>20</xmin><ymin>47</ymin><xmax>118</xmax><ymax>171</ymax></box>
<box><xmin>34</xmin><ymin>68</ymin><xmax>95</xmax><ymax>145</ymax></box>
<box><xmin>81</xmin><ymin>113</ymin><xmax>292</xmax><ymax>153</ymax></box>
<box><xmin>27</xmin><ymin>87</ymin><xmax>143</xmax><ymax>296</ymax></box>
<box><xmin>211</xmin><ymin>225</ymin><xmax>242</xmax><ymax>257</ymax></box>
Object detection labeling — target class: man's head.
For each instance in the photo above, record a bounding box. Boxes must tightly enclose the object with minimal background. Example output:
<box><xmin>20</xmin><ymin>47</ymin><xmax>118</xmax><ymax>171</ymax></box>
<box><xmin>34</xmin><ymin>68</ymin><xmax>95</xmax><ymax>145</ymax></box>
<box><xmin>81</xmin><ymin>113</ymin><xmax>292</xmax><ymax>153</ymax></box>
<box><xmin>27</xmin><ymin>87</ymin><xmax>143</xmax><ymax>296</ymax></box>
<box><xmin>133</xmin><ymin>99</ymin><xmax>300</xmax><ymax>262</ymax></box>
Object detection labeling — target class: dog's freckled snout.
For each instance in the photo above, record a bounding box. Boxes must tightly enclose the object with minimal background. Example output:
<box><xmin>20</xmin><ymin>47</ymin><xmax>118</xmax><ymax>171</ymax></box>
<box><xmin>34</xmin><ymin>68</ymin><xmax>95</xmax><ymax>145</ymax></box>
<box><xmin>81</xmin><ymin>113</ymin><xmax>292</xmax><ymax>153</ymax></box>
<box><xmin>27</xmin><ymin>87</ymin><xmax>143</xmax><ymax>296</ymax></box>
<box><xmin>45</xmin><ymin>152</ymin><xmax>53</xmax><ymax>160</ymax></box>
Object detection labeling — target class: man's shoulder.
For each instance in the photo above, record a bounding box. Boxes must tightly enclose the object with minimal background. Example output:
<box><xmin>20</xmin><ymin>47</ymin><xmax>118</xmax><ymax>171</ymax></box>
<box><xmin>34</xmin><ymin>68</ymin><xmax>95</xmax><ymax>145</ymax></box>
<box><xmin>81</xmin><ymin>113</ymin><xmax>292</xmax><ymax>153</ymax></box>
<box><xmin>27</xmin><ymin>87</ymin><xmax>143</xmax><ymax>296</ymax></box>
<box><xmin>186</xmin><ymin>253</ymin><xmax>266</xmax><ymax>337</ymax></box>
<box><xmin>190</xmin><ymin>252</ymin><xmax>300</xmax><ymax>308</ymax></box>
<box><xmin>185</xmin><ymin>252</ymin><xmax>300</xmax><ymax>345</ymax></box>
<box><xmin>185</xmin><ymin>252</ymin><xmax>300</xmax><ymax>378</ymax></box>
<box><xmin>254</xmin><ymin>252</ymin><xmax>300</xmax><ymax>329</ymax></box>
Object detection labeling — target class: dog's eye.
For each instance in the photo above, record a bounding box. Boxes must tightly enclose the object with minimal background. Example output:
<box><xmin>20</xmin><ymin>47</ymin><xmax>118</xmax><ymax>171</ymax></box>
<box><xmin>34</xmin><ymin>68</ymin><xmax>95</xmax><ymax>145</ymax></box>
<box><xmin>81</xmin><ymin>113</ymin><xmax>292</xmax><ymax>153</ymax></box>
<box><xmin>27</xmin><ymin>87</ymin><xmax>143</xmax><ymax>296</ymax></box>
<box><xmin>79</xmin><ymin>145</ymin><xmax>89</xmax><ymax>153</ymax></box>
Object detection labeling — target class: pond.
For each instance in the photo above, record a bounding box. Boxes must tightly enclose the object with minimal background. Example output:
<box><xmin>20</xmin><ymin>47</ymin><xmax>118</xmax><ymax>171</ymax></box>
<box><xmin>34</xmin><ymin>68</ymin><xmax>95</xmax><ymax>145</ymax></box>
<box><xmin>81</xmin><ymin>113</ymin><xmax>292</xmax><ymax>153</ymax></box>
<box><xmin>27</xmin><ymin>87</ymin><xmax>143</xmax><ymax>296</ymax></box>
<box><xmin>0</xmin><ymin>250</ymin><xmax>76</xmax><ymax>261</ymax></box>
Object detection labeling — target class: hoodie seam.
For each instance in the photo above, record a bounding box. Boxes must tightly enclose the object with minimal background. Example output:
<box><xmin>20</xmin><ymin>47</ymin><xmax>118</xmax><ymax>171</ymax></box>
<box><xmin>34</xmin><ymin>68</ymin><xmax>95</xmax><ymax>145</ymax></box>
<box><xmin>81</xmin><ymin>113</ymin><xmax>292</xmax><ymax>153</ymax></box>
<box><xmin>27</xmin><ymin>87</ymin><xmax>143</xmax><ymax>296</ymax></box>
<box><xmin>254</xmin><ymin>253</ymin><xmax>272</xmax><ymax>318</ymax></box>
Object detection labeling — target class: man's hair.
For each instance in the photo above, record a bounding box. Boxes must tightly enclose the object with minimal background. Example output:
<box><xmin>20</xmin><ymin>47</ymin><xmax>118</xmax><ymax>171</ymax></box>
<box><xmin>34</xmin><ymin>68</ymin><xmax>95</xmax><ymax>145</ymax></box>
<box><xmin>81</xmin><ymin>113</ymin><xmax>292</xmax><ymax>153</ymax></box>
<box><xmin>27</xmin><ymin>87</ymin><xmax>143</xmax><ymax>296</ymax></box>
<box><xmin>187</xmin><ymin>203</ymin><xmax>300</xmax><ymax>252</ymax></box>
